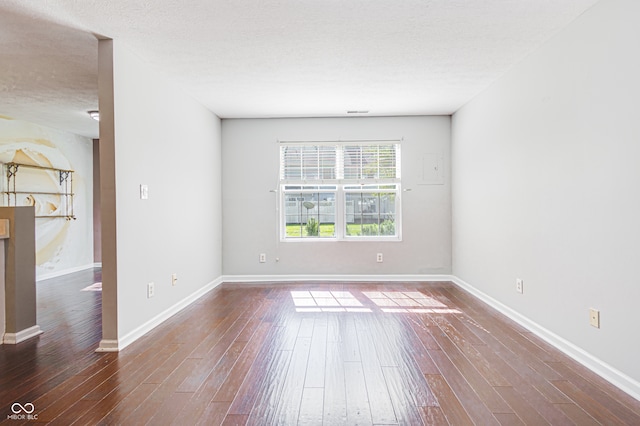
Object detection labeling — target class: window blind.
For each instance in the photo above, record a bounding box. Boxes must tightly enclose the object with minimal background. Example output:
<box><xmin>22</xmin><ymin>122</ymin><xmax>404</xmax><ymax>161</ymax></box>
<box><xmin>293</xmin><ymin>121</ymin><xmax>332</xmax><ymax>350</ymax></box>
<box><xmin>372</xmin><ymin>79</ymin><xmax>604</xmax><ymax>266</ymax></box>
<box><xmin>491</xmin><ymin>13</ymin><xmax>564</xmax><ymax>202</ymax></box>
<box><xmin>280</xmin><ymin>142</ymin><xmax>399</xmax><ymax>182</ymax></box>
<box><xmin>280</xmin><ymin>145</ymin><xmax>337</xmax><ymax>181</ymax></box>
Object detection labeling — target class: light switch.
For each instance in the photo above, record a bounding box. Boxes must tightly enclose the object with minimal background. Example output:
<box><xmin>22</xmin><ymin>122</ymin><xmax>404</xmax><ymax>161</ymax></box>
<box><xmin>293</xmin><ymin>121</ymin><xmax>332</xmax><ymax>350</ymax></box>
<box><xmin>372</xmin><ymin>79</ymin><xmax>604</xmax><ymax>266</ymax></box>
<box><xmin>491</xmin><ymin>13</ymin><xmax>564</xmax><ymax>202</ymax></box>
<box><xmin>140</xmin><ymin>184</ymin><xmax>149</xmax><ymax>200</ymax></box>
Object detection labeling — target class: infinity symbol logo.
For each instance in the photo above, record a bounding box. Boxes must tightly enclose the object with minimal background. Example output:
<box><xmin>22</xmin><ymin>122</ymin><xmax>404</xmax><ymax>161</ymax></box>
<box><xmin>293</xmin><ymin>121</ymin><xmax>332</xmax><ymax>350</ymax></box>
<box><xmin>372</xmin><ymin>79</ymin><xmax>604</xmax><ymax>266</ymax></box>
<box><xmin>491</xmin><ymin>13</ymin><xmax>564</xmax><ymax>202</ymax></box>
<box><xmin>11</xmin><ymin>403</ymin><xmax>35</xmax><ymax>414</ymax></box>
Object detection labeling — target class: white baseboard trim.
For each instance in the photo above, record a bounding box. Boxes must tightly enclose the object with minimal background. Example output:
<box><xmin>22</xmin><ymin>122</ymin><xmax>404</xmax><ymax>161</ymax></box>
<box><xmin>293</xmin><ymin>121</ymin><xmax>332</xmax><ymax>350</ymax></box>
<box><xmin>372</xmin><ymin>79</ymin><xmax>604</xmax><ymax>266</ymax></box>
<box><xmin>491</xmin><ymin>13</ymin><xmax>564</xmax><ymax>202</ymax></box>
<box><xmin>37</xmin><ymin>263</ymin><xmax>100</xmax><ymax>281</ymax></box>
<box><xmin>3</xmin><ymin>325</ymin><xmax>43</xmax><ymax>344</ymax></box>
<box><xmin>222</xmin><ymin>274</ymin><xmax>455</xmax><ymax>283</ymax></box>
<box><xmin>95</xmin><ymin>339</ymin><xmax>119</xmax><ymax>352</ymax></box>
<box><xmin>101</xmin><ymin>277</ymin><xmax>224</xmax><ymax>353</ymax></box>
<box><xmin>450</xmin><ymin>275</ymin><xmax>640</xmax><ymax>401</ymax></box>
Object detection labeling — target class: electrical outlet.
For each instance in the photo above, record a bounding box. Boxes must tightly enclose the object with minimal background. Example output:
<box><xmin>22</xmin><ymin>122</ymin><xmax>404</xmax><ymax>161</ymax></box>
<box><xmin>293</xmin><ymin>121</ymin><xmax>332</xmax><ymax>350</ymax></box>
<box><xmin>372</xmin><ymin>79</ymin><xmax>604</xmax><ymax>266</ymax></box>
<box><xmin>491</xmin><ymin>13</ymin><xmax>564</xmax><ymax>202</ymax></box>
<box><xmin>259</xmin><ymin>253</ymin><xmax>266</xmax><ymax>263</ymax></box>
<box><xmin>589</xmin><ymin>308</ymin><xmax>600</xmax><ymax>328</ymax></box>
<box><xmin>147</xmin><ymin>282</ymin><xmax>154</xmax><ymax>298</ymax></box>
<box><xmin>376</xmin><ymin>253</ymin><xmax>383</xmax><ymax>263</ymax></box>
<box><xmin>171</xmin><ymin>273</ymin><xmax>178</xmax><ymax>286</ymax></box>
<box><xmin>516</xmin><ymin>278</ymin><xmax>524</xmax><ymax>294</ymax></box>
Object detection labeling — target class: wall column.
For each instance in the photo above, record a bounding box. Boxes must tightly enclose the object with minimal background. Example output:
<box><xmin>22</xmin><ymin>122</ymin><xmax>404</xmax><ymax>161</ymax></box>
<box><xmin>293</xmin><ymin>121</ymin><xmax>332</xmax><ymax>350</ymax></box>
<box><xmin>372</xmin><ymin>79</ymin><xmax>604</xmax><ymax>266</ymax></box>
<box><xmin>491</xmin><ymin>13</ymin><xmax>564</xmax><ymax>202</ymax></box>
<box><xmin>0</xmin><ymin>207</ymin><xmax>42</xmax><ymax>344</ymax></box>
<box><xmin>95</xmin><ymin>38</ymin><xmax>119</xmax><ymax>352</ymax></box>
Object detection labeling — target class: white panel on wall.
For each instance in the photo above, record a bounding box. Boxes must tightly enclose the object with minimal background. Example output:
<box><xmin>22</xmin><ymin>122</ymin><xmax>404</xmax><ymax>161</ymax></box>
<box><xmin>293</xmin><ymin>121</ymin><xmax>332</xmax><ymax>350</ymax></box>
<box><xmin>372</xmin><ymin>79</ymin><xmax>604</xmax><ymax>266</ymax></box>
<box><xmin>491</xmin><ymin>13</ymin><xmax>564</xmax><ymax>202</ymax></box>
<box><xmin>419</xmin><ymin>153</ymin><xmax>444</xmax><ymax>185</ymax></box>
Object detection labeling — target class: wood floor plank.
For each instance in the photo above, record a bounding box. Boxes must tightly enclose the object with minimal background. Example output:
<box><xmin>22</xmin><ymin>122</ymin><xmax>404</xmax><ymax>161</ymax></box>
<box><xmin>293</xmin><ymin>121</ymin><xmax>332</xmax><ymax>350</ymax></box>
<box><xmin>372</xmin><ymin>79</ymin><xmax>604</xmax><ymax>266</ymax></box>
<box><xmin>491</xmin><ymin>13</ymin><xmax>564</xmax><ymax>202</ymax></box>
<box><xmin>48</xmin><ymin>398</ymin><xmax>97</xmax><ymax>426</ymax></box>
<box><xmin>427</xmin><ymin>348</ymin><xmax>500</xmax><ymax>425</ymax></box>
<box><xmin>493</xmin><ymin>386</ymin><xmax>550</xmax><ymax>425</ymax></box>
<box><xmin>360</xmin><ymin>315</ymin><xmax>399</xmax><ymax>368</ymax></box>
<box><xmin>27</xmin><ymin>357</ymin><xmax>126</xmax><ymax>423</ymax></box>
<box><xmin>466</xmin><ymin>321</ymin><xmax>573</xmax><ymax>405</ymax></box>
<box><xmin>419</xmin><ymin>406</ymin><xmax>449</xmax><ymax>426</ymax></box>
<box><xmin>427</xmin><ymin>318</ymin><xmax>512</xmax><ymax>414</ymax></box>
<box><xmin>424</xmin><ymin>373</ymin><xmax>474</xmax><ymax>426</ymax></box>
<box><xmin>322</xmin><ymin>339</ymin><xmax>348</xmax><ymax>425</ymax></box>
<box><xmin>380</xmin><ymin>318</ymin><xmax>439</xmax><ymax>409</ymax></box>
<box><xmin>434</xmin><ymin>314</ymin><xmax>511</xmax><ymax>387</ymax></box>
<box><xmin>355</xmin><ymin>315</ymin><xmax>397</xmax><ymax>424</ymax></box>
<box><xmin>226</xmin><ymin>326</ymin><xmax>290</xmax><ymax>416</ymax></box>
<box><xmin>2</xmin><ymin>275</ymin><xmax>639</xmax><ymax>426</ymax></box>
<box><xmin>404</xmin><ymin>314</ymin><xmax>442</xmax><ymax>351</ymax></box>
<box><xmin>303</xmin><ymin>316</ymin><xmax>327</xmax><ymax>388</ymax></box>
<box><xmin>126</xmin><ymin>358</ymin><xmax>201</xmax><ymax>425</ymax></box>
<box><xmin>473</xmin><ymin>342</ymin><xmax>575</xmax><ymax>425</ymax></box>
<box><xmin>342</xmin><ymin>316</ymin><xmax>361</xmax><ymax>362</ymax></box>
<box><xmin>382</xmin><ymin>366</ymin><xmax>426</xmax><ymax>425</ymax></box>
<box><xmin>272</xmin><ymin>337</ymin><xmax>312</xmax><ymax>425</ymax></box>
<box><xmin>95</xmin><ymin>382</ymin><xmax>159</xmax><ymax>425</ymax></box>
<box><xmin>146</xmin><ymin>391</ymin><xmax>193</xmax><ymax>425</ymax></box>
<box><xmin>547</xmin><ymin>360</ymin><xmax>640</xmax><ymax>423</ymax></box>
<box><xmin>551</xmin><ymin>379</ymin><xmax>627</xmax><ymax>425</ymax></box>
<box><xmin>221</xmin><ymin>413</ymin><xmax>248</xmax><ymax>426</ymax></box>
<box><xmin>401</xmin><ymin>317</ymin><xmax>441</xmax><ymax>375</ymax></box>
<box><xmin>441</xmin><ymin>288</ymin><xmax>565</xmax><ymax>382</ymax></box>
<box><xmin>298</xmin><ymin>387</ymin><xmax>324</xmax><ymax>425</ymax></box>
<box><xmin>494</xmin><ymin>412</ymin><xmax>526</xmax><ymax>426</ymax></box>
<box><xmin>212</xmin><ymin>323</ymin><xmax>271</xmax><ymax>403</ymax></box>
<box><xmin>243</xmin><ymin>347</ymin><xmax>293</xmax><ymax>424</ymax></box>
<box><xmin>177</xmin><ymin>314</ymin><xmax>254</xmax><ymax>393</ymax></box>
<box><xmin>344</xmin><ymin>361</ymin><xmax>373</xmax><ymax>425</ymax></box>
<box><xmin>68</xmin><ymin>344</ymin><xmax>181</xmax><ymax>425</ymax></box>
<box><xmin>173</xmin><ymin>340</ymin><xmax>248</xmax><ymax>422</ymax></box>
<box><xmin>192</xmin><ymin>401</ymin><xmax>232</xmax><ymax>426</ymax></box>
<box><xmin>554</xmin><ymin>402</ymin><xmax>600</xmax><ymax>426</ymax></box>
<box><xmin>186</xmin><ymin>295</ymin><xmax>256</xmax><ymax>360</ymax></box>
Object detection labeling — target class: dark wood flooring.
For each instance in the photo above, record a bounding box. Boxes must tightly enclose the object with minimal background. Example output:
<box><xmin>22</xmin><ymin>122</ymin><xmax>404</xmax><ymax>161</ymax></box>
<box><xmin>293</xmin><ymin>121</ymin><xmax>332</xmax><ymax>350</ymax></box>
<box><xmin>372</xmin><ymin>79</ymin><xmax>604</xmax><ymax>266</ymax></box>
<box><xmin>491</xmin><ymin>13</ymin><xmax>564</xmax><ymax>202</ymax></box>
<box><xmin>1</xmin><ymin>269</ymin><xmax>639</xmax><ymax>425</ymax></box>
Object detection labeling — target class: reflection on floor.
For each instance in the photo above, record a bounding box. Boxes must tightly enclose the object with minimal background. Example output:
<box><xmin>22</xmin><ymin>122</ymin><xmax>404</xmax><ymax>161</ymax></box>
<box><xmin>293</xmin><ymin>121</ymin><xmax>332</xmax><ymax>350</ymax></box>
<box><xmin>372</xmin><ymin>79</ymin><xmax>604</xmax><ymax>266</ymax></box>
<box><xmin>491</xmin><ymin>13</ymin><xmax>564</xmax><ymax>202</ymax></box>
<box><xmin>81</xmin><ymin>282</ymin><xmax>102</xmax><ymax>292</ymax></box>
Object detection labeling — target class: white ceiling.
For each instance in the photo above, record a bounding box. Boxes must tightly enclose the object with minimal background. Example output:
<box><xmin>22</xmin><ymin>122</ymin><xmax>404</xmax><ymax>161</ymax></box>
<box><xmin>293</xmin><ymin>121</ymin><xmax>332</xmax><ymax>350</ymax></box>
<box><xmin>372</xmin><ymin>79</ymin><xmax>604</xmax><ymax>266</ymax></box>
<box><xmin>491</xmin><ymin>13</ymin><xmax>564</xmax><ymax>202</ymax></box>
<box><xmin>0</xmin><ymin>0</ymin><xmax>600</xmax><ymax>139</ymax></box>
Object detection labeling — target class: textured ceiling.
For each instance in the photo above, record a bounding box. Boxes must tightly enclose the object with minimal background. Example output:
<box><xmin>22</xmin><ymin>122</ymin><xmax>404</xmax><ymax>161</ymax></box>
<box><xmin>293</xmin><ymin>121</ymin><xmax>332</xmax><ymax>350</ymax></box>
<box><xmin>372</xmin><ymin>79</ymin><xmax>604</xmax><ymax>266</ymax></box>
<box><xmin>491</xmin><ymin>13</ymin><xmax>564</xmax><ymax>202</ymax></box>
<box><xmin>0</xmin><ymin>0</ymin><xmax>600</xmax><ymax>139</ymax></box>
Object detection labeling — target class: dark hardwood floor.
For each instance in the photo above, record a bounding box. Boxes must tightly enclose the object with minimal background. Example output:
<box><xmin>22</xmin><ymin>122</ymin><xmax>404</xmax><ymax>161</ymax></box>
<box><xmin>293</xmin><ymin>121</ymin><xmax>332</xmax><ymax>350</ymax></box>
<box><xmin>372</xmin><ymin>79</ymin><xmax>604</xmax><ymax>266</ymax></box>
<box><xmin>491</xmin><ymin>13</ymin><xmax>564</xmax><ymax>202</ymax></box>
<box><xmin>1</xmin><ymin>270</ymin><xmax>639</xmax><ymax>425</ymax></box>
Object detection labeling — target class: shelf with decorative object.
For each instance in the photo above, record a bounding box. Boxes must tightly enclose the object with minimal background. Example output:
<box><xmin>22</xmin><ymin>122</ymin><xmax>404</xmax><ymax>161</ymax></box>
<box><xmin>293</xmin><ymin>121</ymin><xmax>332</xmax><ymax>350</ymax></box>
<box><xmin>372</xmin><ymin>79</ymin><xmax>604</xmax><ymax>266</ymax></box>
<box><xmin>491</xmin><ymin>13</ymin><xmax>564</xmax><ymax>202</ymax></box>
<box><xmin>1</xmin><ymin>162</ymin><xmax>76</xmax><ymax>220</ymax></box>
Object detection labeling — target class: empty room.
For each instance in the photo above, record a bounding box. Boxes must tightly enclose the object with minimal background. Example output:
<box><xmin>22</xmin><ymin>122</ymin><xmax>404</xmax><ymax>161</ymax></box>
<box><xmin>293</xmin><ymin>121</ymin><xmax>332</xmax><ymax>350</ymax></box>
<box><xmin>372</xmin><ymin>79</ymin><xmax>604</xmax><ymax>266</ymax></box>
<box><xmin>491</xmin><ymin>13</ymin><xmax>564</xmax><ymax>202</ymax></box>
<box><xmin>1</xmin><ymin>0</ymin><xmax>639</xmax><ymax>424</ymax></box>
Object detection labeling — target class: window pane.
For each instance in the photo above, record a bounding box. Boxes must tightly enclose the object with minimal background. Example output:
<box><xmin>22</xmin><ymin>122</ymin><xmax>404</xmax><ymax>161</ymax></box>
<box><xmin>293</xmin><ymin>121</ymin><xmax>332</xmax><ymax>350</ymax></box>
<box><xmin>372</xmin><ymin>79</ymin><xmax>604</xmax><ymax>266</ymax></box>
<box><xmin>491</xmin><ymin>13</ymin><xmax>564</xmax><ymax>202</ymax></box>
<box><xmin>284</xmin><ymin>190</ymin><xmax>335</xmax><ymax>238</ymax></box>
<box><xmin>281</xmin><ymin>146</ymin><xmax>301</xmax><ymax>180</ymax></box>
<box><xmin>345</xmin><ymin>191</ymin><xmax>396</xmax><ymax>237</ymax></box>
<box><xmin>281</xmin><ymin>145</ymin><xmax>337</xmax><ymax>181</ymax></box>
<box><xmin>378</xmin><ymin>193</ymin><xmax>396</xmax><ymax>235</ymax></box>
<box><xmin>378</xmin><ymin>145</ymin><xmax>397</xmax><ymax>179</ymax></box>
<box><xmin>318</xmin><ymin>146</ymin><xmax>337</xmax><ymax>180</ymax></box>
<box><xmin>301</xmin><ymin>146</ymin><xmax>319</xmax><ymax>180</ymax></box>
<box><xmin>341</xmin><ymin>144</ymin><xmax>398</xmax><ymax>181</ymax></box>
<box><xmin>343</xmin><ymin>145</ymin><xmax>362</xmax><ymax>180</ymax></box>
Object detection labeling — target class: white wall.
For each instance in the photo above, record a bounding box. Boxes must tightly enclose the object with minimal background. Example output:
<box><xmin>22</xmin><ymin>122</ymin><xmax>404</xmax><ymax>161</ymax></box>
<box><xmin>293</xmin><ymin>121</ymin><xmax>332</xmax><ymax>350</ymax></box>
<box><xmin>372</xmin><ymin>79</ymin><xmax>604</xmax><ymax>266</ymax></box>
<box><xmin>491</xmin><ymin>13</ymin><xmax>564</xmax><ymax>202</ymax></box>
<box><xmin>222</xmin><ymin>116</ymin><xmax>451</xmax><ymax>277</ymax></box>
<box><xmin>452</xmin><ymin>0</ymin><xmax>640</xmax><ymax>392</ymax></box>
<box><xmin>0</xmin><ymin>118</ymin><xmax>93</xmax><ymax>278</ymax></box>
<box><xmin>106</xmin><ymin>41</ymin><xmax>222</xmax><ymax>341</ymax></box>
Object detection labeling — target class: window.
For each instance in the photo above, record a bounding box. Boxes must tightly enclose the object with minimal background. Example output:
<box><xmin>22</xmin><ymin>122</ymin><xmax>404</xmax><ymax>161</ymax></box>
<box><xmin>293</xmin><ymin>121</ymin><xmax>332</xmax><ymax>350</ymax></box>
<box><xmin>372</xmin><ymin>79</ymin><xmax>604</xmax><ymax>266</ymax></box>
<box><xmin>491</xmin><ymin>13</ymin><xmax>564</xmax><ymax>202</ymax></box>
<box><xmin>283</xmin><ymin>185</ymin><xmax>336</xmax><ymax>238</ymax></box>
<box><xmin>280</xmin><ymin>141</ymin><xmax>401</xmax><ymax>241</ymax></box>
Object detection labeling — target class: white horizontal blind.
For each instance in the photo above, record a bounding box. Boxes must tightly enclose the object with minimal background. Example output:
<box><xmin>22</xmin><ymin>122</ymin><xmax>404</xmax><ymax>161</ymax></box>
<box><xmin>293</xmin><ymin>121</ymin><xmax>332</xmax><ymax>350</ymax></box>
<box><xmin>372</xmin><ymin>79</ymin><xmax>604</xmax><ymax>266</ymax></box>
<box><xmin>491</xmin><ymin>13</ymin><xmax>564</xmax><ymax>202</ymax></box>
<box><xmin>280</xmin><ymin>142</ymin><xmax>399</xmax><ymax>182</ymax></box>
<box><xmin>280</xmin><ymin>145</ymin><xmax>337</xmax><ymax>181</ymax></box>
<box><xmin>343</xmin><ymin>144</ymin><xmax>399</xmax><ymax>180</ymax></box>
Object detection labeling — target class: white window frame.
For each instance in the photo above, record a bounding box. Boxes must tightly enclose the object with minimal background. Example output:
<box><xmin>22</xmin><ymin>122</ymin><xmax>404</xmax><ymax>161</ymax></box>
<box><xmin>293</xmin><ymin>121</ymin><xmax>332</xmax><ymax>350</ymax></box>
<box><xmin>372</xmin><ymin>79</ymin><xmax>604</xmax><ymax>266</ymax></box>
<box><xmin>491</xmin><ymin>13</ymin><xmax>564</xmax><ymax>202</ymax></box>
<box><xmin>342</xmin><ymin>184</ymin><xmax>401</xmax><ymax>241</ymax></box>
<box><xmin>281</xmin><ymin>185</ymin><xmax>338</xmax><ymax>239</ymax></box>
<box><xmin>279</xmin><ymin>140</ymin><xmax>402</xmax><ymax>242</ymax></box>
